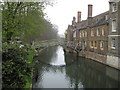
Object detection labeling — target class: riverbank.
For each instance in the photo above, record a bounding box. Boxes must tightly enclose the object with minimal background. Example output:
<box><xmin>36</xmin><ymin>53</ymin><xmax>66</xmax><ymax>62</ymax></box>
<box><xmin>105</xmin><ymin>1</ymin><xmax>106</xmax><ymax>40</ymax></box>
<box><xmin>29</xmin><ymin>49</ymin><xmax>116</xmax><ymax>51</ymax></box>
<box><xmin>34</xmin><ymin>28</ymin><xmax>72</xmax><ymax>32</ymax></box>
<box><xmin>64</xmin><ymin>47</ymin><xmax>120</xmax><ymax>70</ymax></box>
<box><xmin>32</xmin><ymin>46</ymin><xmax>120</xmax><ymax>88</ymax></box>
<box><xmin>2</xmin><ymin>42</ymin><xmax>35</xmax><ymax>89</ymax></box>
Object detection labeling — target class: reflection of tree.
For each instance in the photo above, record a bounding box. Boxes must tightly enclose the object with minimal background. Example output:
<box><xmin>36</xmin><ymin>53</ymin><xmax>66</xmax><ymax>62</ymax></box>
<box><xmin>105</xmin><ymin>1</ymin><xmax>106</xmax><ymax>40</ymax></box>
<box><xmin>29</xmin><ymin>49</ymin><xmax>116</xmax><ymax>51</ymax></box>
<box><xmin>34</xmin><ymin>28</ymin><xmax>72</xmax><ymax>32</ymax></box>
<box><xmin>65</xmin><ymin>55</ymin><xmax>120</xmax><ymax>88</ymax></box>
<box><xmin>32</xmin><ymin>46</ymin><xmax>58</xmax><ymax>87</ymax></box>
<box><xmin>33</xmin><ymin>46</ymin><xmax>120</xmax><ymax>88</ymax></box>
<box><xmin>38</xmin><ymin>46</ymin><xmax>58</xmax><ymax>63</ymax></box>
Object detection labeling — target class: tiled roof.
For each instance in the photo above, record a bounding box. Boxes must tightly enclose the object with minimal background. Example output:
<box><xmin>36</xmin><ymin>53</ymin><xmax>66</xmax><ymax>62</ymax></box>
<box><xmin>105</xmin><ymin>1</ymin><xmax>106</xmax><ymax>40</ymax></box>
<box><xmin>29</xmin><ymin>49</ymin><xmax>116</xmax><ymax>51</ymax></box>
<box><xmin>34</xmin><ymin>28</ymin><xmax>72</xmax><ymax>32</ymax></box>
<box><xmin>80</xmin><ymin>20</ymin><xmax>87</xmax><ymax>29</ymax></box>
<box><xmin>79</xmin><ymin>11</ymin><xmax>109</xmax><ymax>30</ymax></box>
<box><xmin>109</xmin><ymin>0</ymin><xmax>120</xmax><ymax>2</ymax></box>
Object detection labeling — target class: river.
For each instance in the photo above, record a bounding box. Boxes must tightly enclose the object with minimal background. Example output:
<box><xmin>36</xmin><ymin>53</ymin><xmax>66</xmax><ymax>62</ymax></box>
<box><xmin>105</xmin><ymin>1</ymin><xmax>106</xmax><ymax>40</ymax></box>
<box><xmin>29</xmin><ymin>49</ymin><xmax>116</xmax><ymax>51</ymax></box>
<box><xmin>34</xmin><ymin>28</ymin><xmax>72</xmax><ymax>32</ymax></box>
<box><xmin>32</xmin><ymin>46</ymin><xmax>120</xmax><ymax>88</ymax></box>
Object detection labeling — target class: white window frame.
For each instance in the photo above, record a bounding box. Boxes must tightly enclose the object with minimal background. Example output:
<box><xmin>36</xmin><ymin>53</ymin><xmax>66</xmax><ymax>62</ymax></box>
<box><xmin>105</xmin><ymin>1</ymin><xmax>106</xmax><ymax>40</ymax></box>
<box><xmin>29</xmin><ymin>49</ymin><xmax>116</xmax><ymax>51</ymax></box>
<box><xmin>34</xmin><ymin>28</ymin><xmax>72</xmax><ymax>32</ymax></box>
<box><xmin>85</xmin><ymin>31</ymin><xmax>87</xmax><ymax>37</ymax></box>
<box><xmin>90</xmin><ymin>41</ymin><xmax>94</xmax><ymax>48</ymax></box>
<box><xmin>112</xmin><ymin>3</ymin><xmax>117</xmax><ymax>12</ymax></box>
<box><xmin>105</xmin><ymin>15</ymin><xmax>108</xmax><ymax>20</ymax></box>
<box><xmin>73</xmin><ymin>31</ymin><xmax>76</xmax><ymax>38</ymax></box>
<box><xmin>80</xmin><ymin>32</ymin><xmax>81</xmax><ymax>37</ymax></box>
<box><xmin>111</xmin><ymin>38</ymin><xmax>116</xmax><ymax>49</ymax></box>
<box><xmin>91</xmin><ymin>30</ymin><xmax>94</xmax><ymax>37</ymax></box>
<box><xmin>97</xmin><ymin>28</ymin><xmax>100</xmax><ymax>36</ymax></box>
<box><xmin>82</xmin><ymin>31</ymin><xmax>84</xmax><ymax>37</ymax></box>
<box><xmin>112</xmin><ymin>19</ymin><xmax>117</xmax><ymax>32</ymax></box>
<box><xmin>102</xmin><ymin>28</ymin><xmax>104</xmax><ymax>36</ymax></box>
<box><xmin>100</xmin><ymin>41</ymin><xmax>104</xmax><ymax>50</ymax></box>
<box><xmin>94</xmin><ymin>41</ymin><xmax>97</xmax><ymax>49</ymax></box>
<box><xmin>85</xmin><ymin>41</ymin><xmax>86</xmax><ymax>47</ymax></box>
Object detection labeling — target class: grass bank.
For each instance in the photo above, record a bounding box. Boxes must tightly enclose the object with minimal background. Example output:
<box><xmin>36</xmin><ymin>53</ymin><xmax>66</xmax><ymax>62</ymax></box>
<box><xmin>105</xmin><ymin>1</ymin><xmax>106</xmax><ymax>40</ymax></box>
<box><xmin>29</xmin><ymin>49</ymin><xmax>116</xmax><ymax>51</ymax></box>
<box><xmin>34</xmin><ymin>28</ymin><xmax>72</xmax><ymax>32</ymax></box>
<box><xmin>24</xmin><ymin>49</ymin><xmax>35</xmax><ymax>88</ymax></box>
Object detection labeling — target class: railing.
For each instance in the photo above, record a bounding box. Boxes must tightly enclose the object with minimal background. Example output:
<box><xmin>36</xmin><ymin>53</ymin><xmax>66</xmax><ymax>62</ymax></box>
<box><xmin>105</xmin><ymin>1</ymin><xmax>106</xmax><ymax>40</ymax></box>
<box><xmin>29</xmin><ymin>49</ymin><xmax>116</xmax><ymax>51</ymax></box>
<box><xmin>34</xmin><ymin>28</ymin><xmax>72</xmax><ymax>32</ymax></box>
<box><xmin>64</xmin><ymin>40</ymin><xmax>82</xmax><ymax>53</ymax></box>
<box><xmin>31</xmin><ymin>39</ymin><xmax>82</xmax><ymax>53</ymax></box>
<box><xmin>32</xmin><ymin>39</ymin><xmax>64</xmax><ymax>49</ymax></box>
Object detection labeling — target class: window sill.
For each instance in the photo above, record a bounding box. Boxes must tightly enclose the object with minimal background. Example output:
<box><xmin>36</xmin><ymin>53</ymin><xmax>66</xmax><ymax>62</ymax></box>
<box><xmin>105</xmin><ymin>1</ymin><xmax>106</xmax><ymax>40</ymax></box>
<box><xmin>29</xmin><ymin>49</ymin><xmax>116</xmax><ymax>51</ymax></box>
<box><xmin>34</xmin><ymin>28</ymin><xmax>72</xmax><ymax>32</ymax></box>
<box><xmin>94</xmin><ymin>47</ymin><xmax>97</xmax><ymax>49</ymax></box>
<box><xmin>112</xmin><ymin>30</ymin><xmax>117</xmax><ymax>32</ymax></box>
<box><xmin>111</xmin><ymin>47</ymin><xmax>116</xmax><ymax>50</ymax></box>
<box><xmin>90</xmin><ymin>47</ymin><xmax>94</xmax><ymax>48</ymax></box>
<box><xmin>112</xmin><ymin>10</ymin><xmax>117</xmax><ymax>13</ymax></box>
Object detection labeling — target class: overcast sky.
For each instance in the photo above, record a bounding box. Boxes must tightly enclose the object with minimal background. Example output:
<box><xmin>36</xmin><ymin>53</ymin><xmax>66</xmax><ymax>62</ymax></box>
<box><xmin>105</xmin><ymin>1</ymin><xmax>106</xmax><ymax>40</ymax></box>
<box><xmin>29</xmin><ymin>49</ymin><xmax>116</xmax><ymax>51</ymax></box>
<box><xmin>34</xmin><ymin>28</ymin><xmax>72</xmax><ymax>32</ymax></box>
<box><xmin>44</xmin><ymin>0</ymin><xmax>109</xmax><ymax>35</ymax></box>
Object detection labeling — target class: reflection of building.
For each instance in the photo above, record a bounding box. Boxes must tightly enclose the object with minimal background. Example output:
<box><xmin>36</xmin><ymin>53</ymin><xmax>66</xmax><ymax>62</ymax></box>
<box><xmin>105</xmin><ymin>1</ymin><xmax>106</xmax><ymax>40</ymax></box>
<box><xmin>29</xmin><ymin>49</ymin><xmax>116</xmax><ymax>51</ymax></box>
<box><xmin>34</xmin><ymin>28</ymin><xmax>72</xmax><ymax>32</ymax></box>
<box><xmin>65</xmin><ymin>0</ymin><xmax>120</xmax><ymax>69</ymax></box>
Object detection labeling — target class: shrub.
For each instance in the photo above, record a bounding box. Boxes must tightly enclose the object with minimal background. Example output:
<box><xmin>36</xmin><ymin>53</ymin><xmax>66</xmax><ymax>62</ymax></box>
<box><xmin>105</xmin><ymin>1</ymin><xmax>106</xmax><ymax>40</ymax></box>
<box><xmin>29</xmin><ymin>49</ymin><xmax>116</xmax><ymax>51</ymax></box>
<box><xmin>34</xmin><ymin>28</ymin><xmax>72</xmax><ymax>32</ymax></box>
<box><xmin>2</xmin><ymin>42</ymin><xmax>32</xmax><ymax>88</ymax></box>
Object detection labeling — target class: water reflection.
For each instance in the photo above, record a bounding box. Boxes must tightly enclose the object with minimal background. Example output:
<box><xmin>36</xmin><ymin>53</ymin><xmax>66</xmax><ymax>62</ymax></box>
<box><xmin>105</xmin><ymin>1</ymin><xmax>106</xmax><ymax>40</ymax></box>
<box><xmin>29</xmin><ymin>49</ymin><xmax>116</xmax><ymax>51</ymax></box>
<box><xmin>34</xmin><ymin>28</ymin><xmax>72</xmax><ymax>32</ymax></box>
<box><xmin>33</xmin><ymin>46</ymin><xmax>120</xmax><ymax>88</ymax></box>
<box><xmin>50</xmin><ymin>46</ymin><xmax>66</xmax><ymax>66</ymax></box>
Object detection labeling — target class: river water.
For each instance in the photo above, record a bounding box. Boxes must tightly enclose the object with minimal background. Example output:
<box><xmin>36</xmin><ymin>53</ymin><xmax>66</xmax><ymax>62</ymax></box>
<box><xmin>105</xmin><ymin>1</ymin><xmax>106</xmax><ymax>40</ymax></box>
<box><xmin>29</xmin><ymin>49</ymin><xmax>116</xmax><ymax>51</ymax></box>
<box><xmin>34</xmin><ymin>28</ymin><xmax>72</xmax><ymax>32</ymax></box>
<box><xmin>32</xmin><ymin>46</ymin><xmax>120</xmax><ymax>88</ymax></box>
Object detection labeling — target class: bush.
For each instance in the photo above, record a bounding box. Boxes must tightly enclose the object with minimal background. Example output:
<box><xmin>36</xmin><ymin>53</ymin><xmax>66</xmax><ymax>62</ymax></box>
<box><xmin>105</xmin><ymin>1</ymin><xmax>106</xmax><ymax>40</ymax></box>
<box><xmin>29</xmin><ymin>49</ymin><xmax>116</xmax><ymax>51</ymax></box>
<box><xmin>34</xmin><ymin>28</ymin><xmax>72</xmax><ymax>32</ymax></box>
<box><xmin>2</xmin><ymin>42</ymin><xmax>32</xmax><ymax>88</ymax></box>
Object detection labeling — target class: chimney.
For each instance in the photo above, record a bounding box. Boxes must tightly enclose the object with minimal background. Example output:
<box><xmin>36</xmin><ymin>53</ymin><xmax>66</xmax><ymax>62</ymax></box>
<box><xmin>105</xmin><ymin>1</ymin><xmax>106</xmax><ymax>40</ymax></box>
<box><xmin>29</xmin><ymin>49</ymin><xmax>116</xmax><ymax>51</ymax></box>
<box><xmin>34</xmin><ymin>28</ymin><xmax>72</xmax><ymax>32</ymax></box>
<box><xmin>72</xmin><ymin>16</ymin><xmax>76</xmax><ymax>25</ymax></box>
<box><xmin>77</xmin><ymin>11</ymin><xmax>81</xmax><ymax>23</ymax></box>
<box><xmin>88</xmin><ymin>4</ymin><xmax>93</xmax><ymax>18</ymax></box>
<box><xmin>87</xmin><ymin>4</ymin><xmax>93</xmax><ymax>26</ymax></box>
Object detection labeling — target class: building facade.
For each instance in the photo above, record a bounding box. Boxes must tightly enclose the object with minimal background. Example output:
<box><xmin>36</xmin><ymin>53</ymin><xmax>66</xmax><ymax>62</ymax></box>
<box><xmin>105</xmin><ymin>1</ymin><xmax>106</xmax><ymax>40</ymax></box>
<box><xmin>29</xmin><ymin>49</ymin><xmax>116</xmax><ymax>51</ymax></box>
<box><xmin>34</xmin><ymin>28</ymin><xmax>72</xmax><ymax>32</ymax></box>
<box><xmin>65</xmin><ymin>0</ymin><xmax>120</xmax><ymax>69</ymax></box>
<box><xmin>107</xmin><ymin>0</ymin><xmax>120</xmax><ymax>69</ymax></box>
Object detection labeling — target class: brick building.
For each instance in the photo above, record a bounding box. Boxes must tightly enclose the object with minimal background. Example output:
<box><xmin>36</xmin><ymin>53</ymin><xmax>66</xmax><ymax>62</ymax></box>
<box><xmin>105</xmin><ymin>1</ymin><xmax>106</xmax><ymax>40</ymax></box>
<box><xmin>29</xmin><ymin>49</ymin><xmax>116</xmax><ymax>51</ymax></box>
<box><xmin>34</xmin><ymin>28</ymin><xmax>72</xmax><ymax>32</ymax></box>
<box><xmin>107</xmin><ymin>0</ymin><xmax>120</xmax><ymax>69</ymax></box>
<box><xmin>65</xmin><ymin>0</ymin><xmax>120</xmax><ymax>69</ymax></box>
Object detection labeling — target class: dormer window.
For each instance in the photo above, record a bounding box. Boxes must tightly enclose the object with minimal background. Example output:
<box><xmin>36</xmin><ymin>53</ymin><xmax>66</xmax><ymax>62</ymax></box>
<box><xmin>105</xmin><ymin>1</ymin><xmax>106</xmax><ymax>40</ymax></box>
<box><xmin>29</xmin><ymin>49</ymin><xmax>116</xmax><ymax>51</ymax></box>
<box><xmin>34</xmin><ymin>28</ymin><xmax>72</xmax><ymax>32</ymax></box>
<box><xmin>96</xmin><ymin>18</ymin><xmax>99</xmax><ymax>23</ymax></box>
<box><xmin>105</xmin><ymin>15</ymin><xmax>108</xmax><ymax>20</ymax></box>
<box><xmin>112</xmin><ymin>3</ymin><xmax>117</xmax><ymax>12</ymax></box>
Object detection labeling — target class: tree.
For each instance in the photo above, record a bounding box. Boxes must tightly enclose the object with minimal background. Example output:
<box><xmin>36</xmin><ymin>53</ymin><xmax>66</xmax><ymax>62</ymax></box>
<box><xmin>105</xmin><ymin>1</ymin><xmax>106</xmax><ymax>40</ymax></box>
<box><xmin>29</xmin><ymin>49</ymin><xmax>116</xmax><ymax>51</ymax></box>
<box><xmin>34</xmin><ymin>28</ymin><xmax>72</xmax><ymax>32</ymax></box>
<box><xmin>1</xmin><ymin>1</ymin><xmax>53</xmax><ymax>42</ymax></box>
<box><xmin>1</xmin><ymin>1</ymin><xmax>59</xmax><ymax>88</ymax></box>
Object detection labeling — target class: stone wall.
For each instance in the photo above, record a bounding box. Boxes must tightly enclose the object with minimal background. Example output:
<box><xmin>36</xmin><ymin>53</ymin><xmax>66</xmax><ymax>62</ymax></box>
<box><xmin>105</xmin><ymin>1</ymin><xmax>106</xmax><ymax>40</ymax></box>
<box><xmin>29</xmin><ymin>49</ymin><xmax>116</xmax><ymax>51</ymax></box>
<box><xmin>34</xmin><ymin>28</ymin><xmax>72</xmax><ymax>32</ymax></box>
<box><xmin>85</xmin><ymin>51</ymin><xmax>107</xmax><ymax>64</ymax></box>
<box><xmin>107</xmin><ymin>55</ymin><xmax>120</xmax><ymax>70</ymax></box>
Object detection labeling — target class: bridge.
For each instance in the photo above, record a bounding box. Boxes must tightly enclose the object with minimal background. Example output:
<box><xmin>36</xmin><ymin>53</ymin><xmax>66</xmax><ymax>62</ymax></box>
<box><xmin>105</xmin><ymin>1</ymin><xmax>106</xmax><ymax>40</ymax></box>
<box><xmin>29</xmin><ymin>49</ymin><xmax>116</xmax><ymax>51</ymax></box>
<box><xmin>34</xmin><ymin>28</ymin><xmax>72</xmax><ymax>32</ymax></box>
<box><xmin>31</xmin><ymin>39</ymin><xmax>82</xmax><ymax>54</ymax></box>
<box><xmin>32</xmin><ymin>39</ymin><xmax>64</xmax><ymax>49</ymax></box>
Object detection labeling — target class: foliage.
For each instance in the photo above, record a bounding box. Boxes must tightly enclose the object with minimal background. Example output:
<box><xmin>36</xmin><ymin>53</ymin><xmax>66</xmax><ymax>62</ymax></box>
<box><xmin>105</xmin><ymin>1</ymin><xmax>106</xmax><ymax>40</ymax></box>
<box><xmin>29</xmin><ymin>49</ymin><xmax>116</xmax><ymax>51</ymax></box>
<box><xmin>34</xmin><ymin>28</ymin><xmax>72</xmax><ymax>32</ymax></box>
<box><xmin>24</xmin><ymin>20</ymin><xmax>59</xmax><ymax>42</ymax></box>
<box><xmin>1</xmin><ymin>0</ymin><xmax>59</xmax><ymax>88</ymax></box>
<box><xmin>1</xmin><ymin>1</ymin><xmax>54</xmax><ymax>42</ymax></box>
<box><xmin>2</xmin><ymin>42</ymin><xmax>33</xmax><ymax>88</ymax></box>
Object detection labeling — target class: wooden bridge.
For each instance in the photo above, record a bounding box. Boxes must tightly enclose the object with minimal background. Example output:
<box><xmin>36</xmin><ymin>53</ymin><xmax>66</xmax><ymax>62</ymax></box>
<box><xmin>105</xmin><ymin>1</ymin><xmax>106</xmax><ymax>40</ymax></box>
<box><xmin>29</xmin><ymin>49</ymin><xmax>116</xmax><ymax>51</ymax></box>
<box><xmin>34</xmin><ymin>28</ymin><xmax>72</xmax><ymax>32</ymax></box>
<box><xmin>31</xmin><ymin>39</ymin><xmax>82</xmax><ymax>54</ymax></box>
<box><xmin>65</xmin><ymin>41</ymin><xmax>82</xmax><ymax>53</ymax></box>
<box><xmin>31</xmin><ymin>39</ymin><xmax>64</xmax><ymax>49</ymax></box>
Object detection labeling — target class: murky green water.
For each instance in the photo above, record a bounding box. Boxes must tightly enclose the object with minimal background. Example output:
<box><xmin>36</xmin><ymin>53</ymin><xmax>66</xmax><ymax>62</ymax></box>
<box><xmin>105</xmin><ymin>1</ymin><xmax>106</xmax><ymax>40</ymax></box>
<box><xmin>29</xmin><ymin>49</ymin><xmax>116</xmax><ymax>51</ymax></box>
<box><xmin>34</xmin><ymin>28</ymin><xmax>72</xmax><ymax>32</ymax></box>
<box><xmin>32</xmin><ymin>46</ymin><xmax>120</xmax><ymax>88</ymax></box>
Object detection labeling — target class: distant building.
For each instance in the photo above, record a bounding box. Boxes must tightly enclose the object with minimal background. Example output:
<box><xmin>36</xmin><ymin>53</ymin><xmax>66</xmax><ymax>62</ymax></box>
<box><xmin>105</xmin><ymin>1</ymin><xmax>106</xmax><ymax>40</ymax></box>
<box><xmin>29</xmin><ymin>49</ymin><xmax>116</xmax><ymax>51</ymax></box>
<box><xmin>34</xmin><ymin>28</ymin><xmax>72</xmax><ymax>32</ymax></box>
<box><xmin>65</xmin><ymin>0</ymin><xmax>120</xmax><ymax>69</ymax></box>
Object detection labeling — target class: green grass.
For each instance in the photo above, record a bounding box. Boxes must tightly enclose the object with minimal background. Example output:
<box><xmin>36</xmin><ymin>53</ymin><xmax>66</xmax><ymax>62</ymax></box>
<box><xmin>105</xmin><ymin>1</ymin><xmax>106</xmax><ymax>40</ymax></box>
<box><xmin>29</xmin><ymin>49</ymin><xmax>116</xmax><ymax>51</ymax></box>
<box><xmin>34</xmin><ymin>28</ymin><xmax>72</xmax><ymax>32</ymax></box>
<box><xmin>24</xmin><ymin>49</ymin><xmax>35</xmax><ymax>88</ymax></box>
<box><xmin>27</xmin><ymin>49</ymin><xmax>35</xmax><ymax>64</ymax></box>
<box><xmin>24</xmin><ymin>75</ymin><xmax>32</xmax><ymax>88</ymax></box>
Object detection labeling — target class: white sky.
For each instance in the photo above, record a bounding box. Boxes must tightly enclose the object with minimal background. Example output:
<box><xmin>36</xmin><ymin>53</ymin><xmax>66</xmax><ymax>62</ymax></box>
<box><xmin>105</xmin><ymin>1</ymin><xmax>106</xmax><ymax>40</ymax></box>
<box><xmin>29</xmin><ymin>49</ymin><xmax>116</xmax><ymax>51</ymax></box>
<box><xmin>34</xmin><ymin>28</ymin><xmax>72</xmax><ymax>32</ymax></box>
<box><xmin>44</xmin><ymin>0</ymin><xmax>109</xmax><ymax>35</ymax></box>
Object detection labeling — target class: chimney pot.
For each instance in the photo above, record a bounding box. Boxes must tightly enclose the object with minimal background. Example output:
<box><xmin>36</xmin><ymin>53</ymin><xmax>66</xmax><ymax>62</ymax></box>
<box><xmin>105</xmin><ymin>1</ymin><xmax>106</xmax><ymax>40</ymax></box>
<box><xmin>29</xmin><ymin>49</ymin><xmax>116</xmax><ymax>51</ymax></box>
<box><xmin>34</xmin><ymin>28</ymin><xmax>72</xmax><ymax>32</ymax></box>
<box><xmin>72</xmin><ymin>16</ymin><xmax>76</xmax><ymax>25</ymax></box>
<box><xmin>77</xmin><ymin>11</ymin><xmax>81</xmax><ymax>23</ymax></box>
<box><xmin>88</xmin><ymin>4</ymin><xmax>93</xmax><ymax>18</ymax></box>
